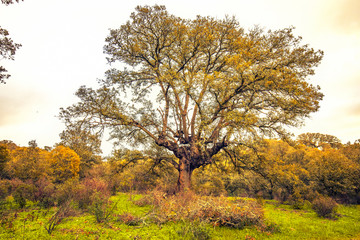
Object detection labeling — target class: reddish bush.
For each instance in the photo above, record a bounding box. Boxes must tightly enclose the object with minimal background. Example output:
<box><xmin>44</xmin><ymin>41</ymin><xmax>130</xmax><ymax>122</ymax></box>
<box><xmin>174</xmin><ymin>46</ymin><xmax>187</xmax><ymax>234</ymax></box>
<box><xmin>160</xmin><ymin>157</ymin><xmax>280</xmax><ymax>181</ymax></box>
<box><xmin>117</xmin><ymin>212</ymin><xmax>141</xmax><ymax>226</ymax></box>
<box><xmin>312</xmin><ymin>196</ymin><xmax>338</xmax><ymax>218</ymax></box>
<box><xmin>34</xmin><ymin>177</ymin><xmax>56</xmax><ymax>208</ymax></box>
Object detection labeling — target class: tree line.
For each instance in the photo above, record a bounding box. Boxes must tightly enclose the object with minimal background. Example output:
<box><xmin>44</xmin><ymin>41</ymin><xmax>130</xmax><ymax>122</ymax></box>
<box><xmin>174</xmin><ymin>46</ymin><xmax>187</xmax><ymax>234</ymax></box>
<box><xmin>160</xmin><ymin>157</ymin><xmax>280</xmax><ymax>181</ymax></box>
<box><xmin>0</xmin><ymin>132</ymin><xmax>359</xmax><ymax>208</ymax></box>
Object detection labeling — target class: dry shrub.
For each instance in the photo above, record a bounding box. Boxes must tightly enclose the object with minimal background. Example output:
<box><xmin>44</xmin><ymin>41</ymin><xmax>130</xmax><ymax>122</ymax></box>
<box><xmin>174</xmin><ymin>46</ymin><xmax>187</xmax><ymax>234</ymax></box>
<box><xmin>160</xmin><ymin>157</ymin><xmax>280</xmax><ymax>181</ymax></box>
<box><xmin>55</xmin><ymin>177</ymin><xmax>111</xmax><ymax>210</ymax></box>
<box><xmin>145</xmin><ymin>190</ymin><xmax>264</xmax><ymax>229</ymax></box>
<box><xmin>312</xmin><ymin>195</ymin><xmax>338</xmax><ymax>219</ymax></box>
<box><xmin>34</xmin><ymin>177</ymin><xmax>56</xmax><ymax>208</ymax></box>
<box><xmin>88</xmin><ymin>192</ymin><xmax>114</xmax><ymax>223</ymax></box>
<box><xmin>77</xmin><ymin>177</ymin><xmax>110</xmax><ymax>209</ymax></box>
<box><xmin>44</xmin><ymin>200</ymin><xmax>78</xmax><ymax>234</ymax></box>
<box><xmin>132</xmin><ymin>194</ymin><xmax>153</xmax><ymax>207</ymax></box>
<box><xmin>117</xmin><ymin>212</ymin><xmax>141</xmax><ymax>226</ymax></box>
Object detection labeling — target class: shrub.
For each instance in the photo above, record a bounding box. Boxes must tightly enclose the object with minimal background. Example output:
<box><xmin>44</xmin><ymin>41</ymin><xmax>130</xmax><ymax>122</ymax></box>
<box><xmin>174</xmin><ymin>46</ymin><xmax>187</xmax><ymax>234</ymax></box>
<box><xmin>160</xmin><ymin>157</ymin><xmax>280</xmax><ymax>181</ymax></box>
<box><xmin>77</xmin><ymin>177</ymin><xmax>110</xmax><ymax>209</ymax></box>
<box><xmin>145</xmin><ymin>190</ymin><xmax>264</xmax><ymax>229</ymax></box>
<box><xmin>44</xmin><ymin>200</ymin><xmax>77</xmax><ymax>234</ymax></box>
<box><xmin>55</xmin><ymin>179</ymin><xmax>82</xmax><ymax>206</ymax></box>
<box><xmin>34</xmin><ymin>177</ymin><xmax>56</xmax><ymax>208</ymax></box>
<box><xmin>117</xmin><ymin>212</ymin><xmax>141</xmax><ymax>226</ymax></box>
<box><xmin>0</xmin><ymin>180</ymin><xmax>10</xmax><ymax>209</ymax></box>
<box><xmin>89</xmin><ymin>192</ymin><xmax>116</xmax><ymax>223</ymax></box>
<box><xmin>12</xmin><ymin>182</ymin><xmax>37</xmax><ymax>208</ymax></box>
<box><xmin>312</xmin><ymin>196</ymin><xmax>338</xmax><ymax>218</ymax></box>
<box><xmin>177</xmin><ymin>221</ymin><xmax>211</xmax><ymax>240</ymax></box>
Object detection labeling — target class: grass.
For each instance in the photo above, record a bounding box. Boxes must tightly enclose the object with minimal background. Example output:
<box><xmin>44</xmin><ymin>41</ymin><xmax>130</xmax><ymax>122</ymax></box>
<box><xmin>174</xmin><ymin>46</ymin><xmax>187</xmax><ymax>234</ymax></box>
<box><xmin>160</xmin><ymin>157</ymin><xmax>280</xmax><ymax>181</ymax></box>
<box><xmin>0</xmin><ymin>193</ymin><xmax>359</xmax><ymax>239</ymax></box>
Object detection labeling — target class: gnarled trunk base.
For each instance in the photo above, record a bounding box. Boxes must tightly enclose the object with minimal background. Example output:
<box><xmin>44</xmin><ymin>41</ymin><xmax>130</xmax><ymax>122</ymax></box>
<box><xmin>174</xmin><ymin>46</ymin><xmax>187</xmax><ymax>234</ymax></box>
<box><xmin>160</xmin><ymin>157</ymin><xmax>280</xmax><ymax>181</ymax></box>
<box><xmin>176</xmin><ymin>158</ymin><xmax>193</xmax><ymax>192</ymax></box>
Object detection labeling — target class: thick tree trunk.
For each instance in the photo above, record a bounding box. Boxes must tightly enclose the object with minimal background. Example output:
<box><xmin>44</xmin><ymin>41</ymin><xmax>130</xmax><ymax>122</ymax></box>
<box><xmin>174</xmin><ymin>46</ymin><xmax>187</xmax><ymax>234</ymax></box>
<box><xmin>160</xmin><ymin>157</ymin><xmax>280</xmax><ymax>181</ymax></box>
<box><xmin>176</xmin><ymin>157</ymin><xmax>193</xmax><ymax>192</ymax></box>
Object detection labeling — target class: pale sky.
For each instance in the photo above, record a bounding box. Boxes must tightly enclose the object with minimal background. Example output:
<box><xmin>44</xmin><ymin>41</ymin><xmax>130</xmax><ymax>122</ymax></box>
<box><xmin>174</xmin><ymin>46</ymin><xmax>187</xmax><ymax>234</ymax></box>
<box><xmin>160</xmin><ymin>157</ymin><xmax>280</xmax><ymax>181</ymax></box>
<box><xmin>0</xmin><ymin>0</ymin><xmax>359</xmax><ymax>154</ymax></box>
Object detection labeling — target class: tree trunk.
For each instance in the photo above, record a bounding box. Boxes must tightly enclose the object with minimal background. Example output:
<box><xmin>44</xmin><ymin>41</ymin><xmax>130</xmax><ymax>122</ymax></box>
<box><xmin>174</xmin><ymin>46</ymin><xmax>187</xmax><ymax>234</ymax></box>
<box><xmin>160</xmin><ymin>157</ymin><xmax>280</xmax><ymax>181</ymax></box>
<box><xmin>177</xmin><ymin>157</ymin><xmax>193</xmax><ymax>192</ymax></box>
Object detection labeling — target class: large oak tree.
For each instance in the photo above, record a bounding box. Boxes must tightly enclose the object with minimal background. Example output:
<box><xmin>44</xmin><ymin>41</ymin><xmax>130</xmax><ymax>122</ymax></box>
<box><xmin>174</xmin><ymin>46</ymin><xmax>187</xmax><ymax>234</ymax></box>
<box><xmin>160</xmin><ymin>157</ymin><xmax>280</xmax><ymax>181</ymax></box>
<box><xmin>60</xmin><ymin>5</ymin><xmax>323</xmax><ymax>191</ymax></box>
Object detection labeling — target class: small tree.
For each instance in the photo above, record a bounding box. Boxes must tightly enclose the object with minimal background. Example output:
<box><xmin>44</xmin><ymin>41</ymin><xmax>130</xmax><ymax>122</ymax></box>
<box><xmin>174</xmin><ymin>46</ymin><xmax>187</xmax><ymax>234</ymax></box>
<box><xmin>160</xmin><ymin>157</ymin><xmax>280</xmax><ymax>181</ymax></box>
<box><xmin>58</xmin><ymin>125</ymin><xmax>102</xmax><ymax>178</ymax></box>
<box><xmin>61</xmin><ymin>5</ymin><xmax>323</xmax><ymax>192</ymax></box>
<box><xmin>49</xmin><ymin>146</ymin><xmax>80</xmax><ymax>183</ymax></box>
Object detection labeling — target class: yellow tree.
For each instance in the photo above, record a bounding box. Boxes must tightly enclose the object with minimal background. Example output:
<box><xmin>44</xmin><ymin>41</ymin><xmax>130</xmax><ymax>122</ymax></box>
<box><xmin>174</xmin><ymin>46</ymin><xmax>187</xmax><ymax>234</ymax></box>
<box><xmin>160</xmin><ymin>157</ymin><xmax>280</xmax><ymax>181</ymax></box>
<box><xmin>297</xmin><ymin>132</ymin><xmax>342</xmax><ymax>149</ymax></box>
<box><xmin>58</xmin><ymin>125</ymin><xmax>102</xmax><ymax>178</ymax></box>
<box><xmin>0</xmin><ymin>143</ymin><xmax>11</xmax><ymax>178</ymax></box>
<box><xmin>7</xmin><ymin>143</ymin><xmax>51</xmax><ymax>181</ymax></box>
<box><xmin>305</xmin><ymin>147</ymin><xmax>360</xmax><ymax>200</ymax></box>
<box><xmin>49</xmin><ymin>146</ymin><xmax>80</xmax><ymax>183</ymax></box>
<box><xmin>60</xmin><ymin>5</ymin><xmax>323</xmax><ymax>191</ymax></box>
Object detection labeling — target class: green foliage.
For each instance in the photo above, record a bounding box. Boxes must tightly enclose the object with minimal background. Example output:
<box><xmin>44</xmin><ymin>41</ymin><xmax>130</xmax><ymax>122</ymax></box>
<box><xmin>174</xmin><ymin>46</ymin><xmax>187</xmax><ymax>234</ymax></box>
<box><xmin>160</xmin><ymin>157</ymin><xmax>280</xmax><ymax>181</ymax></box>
<box><xmin>0</xmin><ymin>193</ymin><xmax>359</xmax><ymax>239</ymax></box>
<box><xmin>108</xmin><ymin>148</ymin><xmax>178</xmax><ymax>193</ymax></box>
<box><xmin>88</xmin><ymin>192</ymin><xmax>115</xmax><ymax>223</ymax></box>
<box><xmin>12</xmin><ymin>182</ymin><xmax>36</xmax><ymax>208</ymax></box>
<box><xmin>44</xmin><ymin>201</ymin><xmax>76</xmax><ymax>234</ymax></box>
<box><xmin>176</xmin><ymin>221</ymin><xmax>212</xmax><ymax>240</ymax></box>
<box><xmin>192</xmin><ymin>167</ymin><xmax>227</xmax><ymax>196</ymax></box>
<box><xmin>58</xmin><ymin>125</ymin><xmax>102</xmax><ymax>178</ymax></box>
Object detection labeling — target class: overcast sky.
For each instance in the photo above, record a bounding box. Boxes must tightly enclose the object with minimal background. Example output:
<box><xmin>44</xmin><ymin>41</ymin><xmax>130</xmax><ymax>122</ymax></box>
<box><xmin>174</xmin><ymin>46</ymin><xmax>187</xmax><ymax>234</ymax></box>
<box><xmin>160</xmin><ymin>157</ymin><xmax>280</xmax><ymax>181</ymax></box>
<box><xmin>0</xmin><ymin>0</ymin><xmax>359</xmax><ymax>154</ymax></box>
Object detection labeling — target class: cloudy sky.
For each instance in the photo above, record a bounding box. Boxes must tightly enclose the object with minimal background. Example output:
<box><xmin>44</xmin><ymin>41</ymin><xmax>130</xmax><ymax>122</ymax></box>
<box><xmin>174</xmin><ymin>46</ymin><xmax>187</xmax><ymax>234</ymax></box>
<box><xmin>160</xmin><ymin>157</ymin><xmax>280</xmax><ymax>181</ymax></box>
<box><xmin>0</xmin><ymin>0</ymin><xmax>359</xmax><ymax>154</ymax></box>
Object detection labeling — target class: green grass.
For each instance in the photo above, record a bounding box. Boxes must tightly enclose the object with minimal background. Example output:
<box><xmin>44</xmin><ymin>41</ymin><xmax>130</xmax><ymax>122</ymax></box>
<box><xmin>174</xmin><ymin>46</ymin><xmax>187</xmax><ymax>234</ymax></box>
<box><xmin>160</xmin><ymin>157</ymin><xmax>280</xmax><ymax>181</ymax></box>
<box><xmin>0</xmin><ymin>194</ymin><xmax>359</xmax><ymax>239</ymax></box>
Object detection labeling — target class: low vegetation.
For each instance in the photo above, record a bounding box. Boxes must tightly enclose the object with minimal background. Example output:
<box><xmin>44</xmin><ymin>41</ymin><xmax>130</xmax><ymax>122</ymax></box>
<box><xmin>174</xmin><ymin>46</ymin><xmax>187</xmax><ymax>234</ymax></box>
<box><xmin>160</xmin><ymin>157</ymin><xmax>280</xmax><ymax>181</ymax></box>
<box><xmin>0</xmin><ymin>192</ymin><xmax>359</xmax><ymax>239</ymax></box>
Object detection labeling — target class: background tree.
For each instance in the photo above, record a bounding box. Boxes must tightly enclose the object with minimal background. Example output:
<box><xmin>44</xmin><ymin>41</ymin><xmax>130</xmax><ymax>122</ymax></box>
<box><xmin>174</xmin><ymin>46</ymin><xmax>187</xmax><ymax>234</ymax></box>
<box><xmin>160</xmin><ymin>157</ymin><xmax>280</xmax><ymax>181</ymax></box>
<box><xmin>7</xmin><ymin>143</ymin><xmax>51</xmax><ymax>181</ymax></box>
<box><xmin>49</xmin><ymin>145</ymin><xmax>80</xmax><ymax>183</ymax></box>
<box><xmin>341</xmin><ymin>140</ymin><xmax>360</xmax><ymax>164</ymax></box>
<box><xmin>297</xmin><ymin>132</ymin><xmax>342</xmax><ymax>149</ymax></box>
<box><xmin>60</xmin><ymin>5</ymin><xmax>323</xmax><ymax>191</ymax></box>
<box><xmin>222</xmin><ymin>140</ymin><xmax>309</xmax><ymax>200</ymax></box>
<box><xmin>0</xmin><ymin>0</ymin><xmax>23</xmax><ymax>83</ymax></box>
<box><xmin>1</xmin><ymin>0</ymin><xmax>23</xmax><ymax>5</ymax></box>
<box><xmin>58</xmin><ymin>125</ymin><xmax>102</xmax><ymax>178</ymax></box>
<box><xmin>304</xmin><ymin>147</ymin><xmax>360</xmax><ymax>202</ymax></box>
<box><xmin>0</xmin><ymin>143</ymin><xmax>11</xmax><ymax>178</ymax></box>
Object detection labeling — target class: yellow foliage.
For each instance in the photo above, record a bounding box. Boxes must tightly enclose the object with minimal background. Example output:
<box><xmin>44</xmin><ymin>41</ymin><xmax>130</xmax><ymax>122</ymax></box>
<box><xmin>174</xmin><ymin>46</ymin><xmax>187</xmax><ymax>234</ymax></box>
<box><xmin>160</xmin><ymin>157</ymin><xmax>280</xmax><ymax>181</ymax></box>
<box><xmin>49</xmin><ymin>145</ymin><xmax>80</xmax><ymax>183</ymax></box>
<box><xmin>7</xmin><ymin>146</ymin><xmax>51</xmax><ymax>181</ymax></box>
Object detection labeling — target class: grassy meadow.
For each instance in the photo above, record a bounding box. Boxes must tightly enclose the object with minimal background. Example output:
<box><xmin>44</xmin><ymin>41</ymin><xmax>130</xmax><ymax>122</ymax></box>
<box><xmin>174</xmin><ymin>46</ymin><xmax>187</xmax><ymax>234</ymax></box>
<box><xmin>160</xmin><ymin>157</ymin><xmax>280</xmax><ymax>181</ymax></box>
<box><xmin>1</xmin><ymin>193</ymin><xmax>360</xmax><ymax>240</ymax></box>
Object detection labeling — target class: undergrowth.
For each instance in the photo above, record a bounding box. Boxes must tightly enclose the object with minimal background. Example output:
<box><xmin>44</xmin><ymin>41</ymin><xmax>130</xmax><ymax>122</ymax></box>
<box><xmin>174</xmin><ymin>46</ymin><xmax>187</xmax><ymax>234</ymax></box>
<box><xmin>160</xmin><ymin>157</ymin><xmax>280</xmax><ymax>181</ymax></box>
<box><xmin>0</xmin><ymin>192</ymin><xmax>359</xmax><ymax>239</ymax></box>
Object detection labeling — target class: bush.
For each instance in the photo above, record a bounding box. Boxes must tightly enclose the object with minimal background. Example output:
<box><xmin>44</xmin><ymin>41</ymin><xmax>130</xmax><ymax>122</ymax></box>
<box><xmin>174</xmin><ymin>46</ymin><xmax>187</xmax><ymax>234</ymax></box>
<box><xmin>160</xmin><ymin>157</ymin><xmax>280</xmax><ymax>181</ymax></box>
<box><xmin>89</xmin><ymin>192</ymin><xmax>116</xmax><ymax>223</ymax></box>
<box><xmin>44</xmin><ymin>200</ymin><xmax>77</xmax><ymax>234</ymax></box>
<box><xmin>145</xmin><ymin>190</ymin><xmax>264</xmax><ymax>229</ymax></box>
<box><xmin>77</xmin><ymin>177</ymin><xmax>110</xmax><ymax>209</ymax></box>
<box><xmin>12</xmin><ymin>182</ymin><xmax>37</xmax><ymax>208</ymax></box>
<box><xmin>117</xmin><ymin>212</ymin><xmax>141</xmax><ymax>226</ymax></box>
<box><xmin>312</xmin><ymin>196</ymin><xmax>338</xmax><ymax>218</ymax></box>
<box><xmin>34</xmin><ymin>177</ymin><xmax>56</xmax><ymax>208</ymax></box>
<box><xmin>177</xmin><ymin>221</ymin><xmax>211</xmax><ymax>240</ymax></box>
<box><xmin>0</xmin><ymin>180</ymin><xmax>10</xmax><ymax>209</ymax></box>
<box><xmin>55</xmin><ymin>179</ymin><xmax>82</xmax><ymax>206</ymax></box>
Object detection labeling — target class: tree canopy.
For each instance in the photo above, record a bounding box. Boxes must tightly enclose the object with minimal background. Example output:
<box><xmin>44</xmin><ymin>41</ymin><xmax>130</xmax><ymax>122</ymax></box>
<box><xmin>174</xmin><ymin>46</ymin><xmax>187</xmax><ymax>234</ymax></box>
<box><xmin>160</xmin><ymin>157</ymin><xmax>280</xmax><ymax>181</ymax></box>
<box><xmin>61</xmin><ymin>5</ymin><xmax>324</xmax><ymax>191</ymax></box>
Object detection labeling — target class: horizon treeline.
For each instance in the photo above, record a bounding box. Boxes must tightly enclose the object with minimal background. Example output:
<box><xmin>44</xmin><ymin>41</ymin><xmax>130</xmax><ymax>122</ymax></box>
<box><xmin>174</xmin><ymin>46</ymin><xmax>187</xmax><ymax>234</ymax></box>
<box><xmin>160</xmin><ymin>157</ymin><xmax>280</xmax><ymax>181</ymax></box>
<box><xmin>0</xmin><ymin>132</ymin><xmax>359</xmax><ymax>209</ymax></box>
